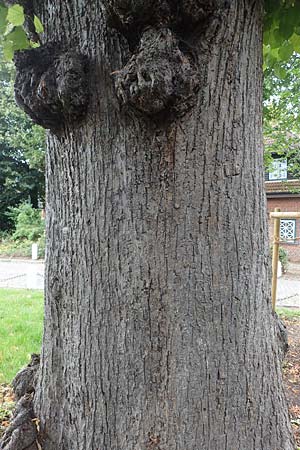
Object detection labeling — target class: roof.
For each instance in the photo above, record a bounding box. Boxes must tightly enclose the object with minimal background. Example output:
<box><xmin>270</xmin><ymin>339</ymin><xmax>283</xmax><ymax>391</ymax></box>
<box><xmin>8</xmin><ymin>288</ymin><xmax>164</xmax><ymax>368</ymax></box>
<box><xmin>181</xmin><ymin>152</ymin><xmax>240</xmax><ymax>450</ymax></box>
<box><xmin>265</xmin><ymin>180</ymin><xmax>300</xmax><ymax>195</ymax></box>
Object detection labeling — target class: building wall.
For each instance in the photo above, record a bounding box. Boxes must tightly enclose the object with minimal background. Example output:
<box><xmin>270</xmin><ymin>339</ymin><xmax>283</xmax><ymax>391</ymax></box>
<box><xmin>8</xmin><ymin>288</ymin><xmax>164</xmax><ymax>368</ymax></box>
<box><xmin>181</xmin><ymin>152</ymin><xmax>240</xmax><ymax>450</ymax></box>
<box><xmin>267</xmin><ymin>197</ymin><xmax>300</xmax><ymax>262</ymax></box>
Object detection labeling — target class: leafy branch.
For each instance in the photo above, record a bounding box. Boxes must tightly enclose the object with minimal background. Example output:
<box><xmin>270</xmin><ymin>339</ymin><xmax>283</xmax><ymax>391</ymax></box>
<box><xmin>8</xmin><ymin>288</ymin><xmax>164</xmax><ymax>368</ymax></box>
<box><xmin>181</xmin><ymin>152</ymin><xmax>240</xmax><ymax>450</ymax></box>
<box><xmin>0</xmin><ymin>2</ymin><xmax>43</xmax><ymax>60</ymax></box>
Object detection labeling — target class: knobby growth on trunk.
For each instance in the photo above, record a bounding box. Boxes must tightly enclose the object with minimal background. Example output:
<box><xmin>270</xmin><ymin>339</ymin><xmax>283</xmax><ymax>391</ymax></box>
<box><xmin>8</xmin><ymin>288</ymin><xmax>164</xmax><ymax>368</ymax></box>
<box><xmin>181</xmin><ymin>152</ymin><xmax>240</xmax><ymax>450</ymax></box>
<box><xmin>13</xmin><ymin>0</ymin><xmax>225</xmax><ymax>129</ymax></box>
<box><xmin>114</xmin><ymin>28</ymin><xmax>199</xmax><ymax>116</ymax></box>
<box><xmin>107</xmin><ymin>0</ymin><xmax>226</xmax><ymax>118</ymax></box>
<box><xmin>14</xmin><ymin>44</ymin><xmax>89</xmax><ymax>133</ymax></box>
<box><xmin>0</xmin><ymin>0</ymin><xmax>296</xmax><ymax>449</ymax></box>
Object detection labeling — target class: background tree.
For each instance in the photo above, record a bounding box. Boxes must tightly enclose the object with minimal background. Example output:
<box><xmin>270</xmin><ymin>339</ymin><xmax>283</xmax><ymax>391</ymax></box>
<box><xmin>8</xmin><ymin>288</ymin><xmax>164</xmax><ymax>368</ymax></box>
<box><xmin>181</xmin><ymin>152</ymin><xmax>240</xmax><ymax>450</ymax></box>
<box><xmin>264</xmin><ymin>53</ymin><xmax>300</xmax><ymax>176</ymax></box>
<box><xmin>263</xmin><ymin>0</ymin><xmax>300</xmax><ymax>176</ymax></box>
<box><xmin>0</xmin><ymin>1</ymin><xmax>299</xmax><ymax>450</ymax></box>
<box><xmin>0</xmin><ymin>56</ymin><xmax>45</xmax><ymax>230</ymax></box>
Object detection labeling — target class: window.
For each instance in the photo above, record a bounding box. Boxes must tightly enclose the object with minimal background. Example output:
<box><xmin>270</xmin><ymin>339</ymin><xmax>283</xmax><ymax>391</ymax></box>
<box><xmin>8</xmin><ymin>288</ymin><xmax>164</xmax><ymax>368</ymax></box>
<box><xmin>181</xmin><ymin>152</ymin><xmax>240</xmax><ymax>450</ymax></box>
<box><xmin>280</xmin><ymin>219</ymin><xmax>296</xmax><ymax>243</ymax></box>
<box><xmin>268</xmin><ymin>159</ymin><xmax>287</xmax><ymax>181</ymax></box>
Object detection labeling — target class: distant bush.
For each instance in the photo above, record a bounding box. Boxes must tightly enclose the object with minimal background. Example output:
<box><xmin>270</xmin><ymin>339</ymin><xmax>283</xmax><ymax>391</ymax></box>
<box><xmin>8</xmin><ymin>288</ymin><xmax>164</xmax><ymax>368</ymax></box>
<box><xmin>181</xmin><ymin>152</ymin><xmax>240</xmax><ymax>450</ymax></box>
<box><xmin>0</xmin><ymin>203</ymin><xmax>46</xmax><ymax>258</ymax></box>
<box><xmin>0</xmin><ymin>230</ymin><xmax>10</xmax><ymax>242</ymax></box>
<box><xmin>279</xmin><ymin>246</ymin><xmax>288</xmax><ymax>273</ymax></box>
<box><xmin>7</xmin><ymin>202</ymin><xmax>45</xmax><ymax>242</ymax></box>
<box><xmin>0</xmin><ymin>238</ymin><xmax>32</xmax><ymax>258</ymax></box>
<box><xmin>270</xmin><ymin>245</ymin><xmax>289</xmax><ymax>273</ymax></box>
<box><xmin>0</xmin><ymin>234</ymin><xmax>45</xmax><ymax>259</ymax></box>
<box><xmin>37</xmin><ymin>235</ymin><xmax>45</xmax><ymax>258</ymax></box>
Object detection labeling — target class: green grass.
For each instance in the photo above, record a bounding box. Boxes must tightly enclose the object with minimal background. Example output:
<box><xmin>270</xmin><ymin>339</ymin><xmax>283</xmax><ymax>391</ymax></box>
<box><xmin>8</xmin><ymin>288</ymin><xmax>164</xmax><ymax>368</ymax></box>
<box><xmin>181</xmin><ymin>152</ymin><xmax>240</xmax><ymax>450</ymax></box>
<box><xmin>276</xmin><ymin>307</ymin><xmax>300</xmax><ymax>318</ymax></box>
<box><xmin>0</xmin><ymin>288</ymin><xmax>43</xmax><ymax>383</ymax></box>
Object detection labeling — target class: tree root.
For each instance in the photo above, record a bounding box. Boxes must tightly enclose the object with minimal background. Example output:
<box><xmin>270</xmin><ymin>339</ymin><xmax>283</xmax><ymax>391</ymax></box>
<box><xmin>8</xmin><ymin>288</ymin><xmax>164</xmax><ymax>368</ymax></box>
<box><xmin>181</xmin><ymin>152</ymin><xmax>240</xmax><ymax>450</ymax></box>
<box><xmin>274</xmin><ymin>312</ymin><xmax>289</xmax><ymax>362</ymax></box>
<box><xmin>0</xmin><ymin>355</ymin><xmax>41</xmax><ymax>450</ymax></box>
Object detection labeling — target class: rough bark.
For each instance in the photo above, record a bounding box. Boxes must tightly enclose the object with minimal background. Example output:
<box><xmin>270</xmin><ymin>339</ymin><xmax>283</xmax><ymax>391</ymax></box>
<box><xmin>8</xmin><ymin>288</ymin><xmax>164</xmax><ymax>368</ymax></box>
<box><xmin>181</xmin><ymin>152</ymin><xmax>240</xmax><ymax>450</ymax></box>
<box><xmin>103</xmin><ymin>0</ymin><xmax>222</xmax><ymax>35</ymax></box>
<box><xmin>14</xmin><ymin>44</ymin><xmax>89</xmax><ymax>132</ymax></box>
<box><xmin>0</xmin><ymin>355</ymin><xmax>40</xmax><ymax>450</ymax></box>
<box><xmin>1</xmin><ymin>0</ymin><xmax>296</xmax><ymax>449</ymax></box>
<box><xmin>12</xmin><ymin>354</ymin><xmax>40</xmax><ymax>401</ymax></box>
<box><xmin>114</xmin><ymin>27</ymin><xmax>199</xmax><ymax>116</ymax></box>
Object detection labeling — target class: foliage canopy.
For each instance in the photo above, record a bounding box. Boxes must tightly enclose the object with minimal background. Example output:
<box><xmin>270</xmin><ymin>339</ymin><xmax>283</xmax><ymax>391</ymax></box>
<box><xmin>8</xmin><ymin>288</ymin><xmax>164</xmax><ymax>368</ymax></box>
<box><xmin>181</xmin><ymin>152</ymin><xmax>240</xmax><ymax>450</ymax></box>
<box><xmin>264</xmin><ymin>1</ymin><xmax>300</xmax><ymax>74</ymax></box>
<box><xmin>0</xmin><ymin>56</ymin><xmax>45</xmax><ymax>230</ymax></box>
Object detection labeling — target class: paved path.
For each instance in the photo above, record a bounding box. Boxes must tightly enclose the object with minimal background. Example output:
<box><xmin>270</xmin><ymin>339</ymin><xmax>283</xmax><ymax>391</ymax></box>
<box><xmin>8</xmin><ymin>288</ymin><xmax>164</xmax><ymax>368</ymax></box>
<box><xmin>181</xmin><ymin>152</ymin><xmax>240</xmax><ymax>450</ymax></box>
<box><xmin>277</xmin><ymin>264</ymin><xmax>300</xmax><ymax>308</ymax></box>
<box><xmin>0</xmin><ymin>259</ymin><xmax>44</xmax><ymax>290</ymax></box>
<box><xmin>277</xmin><ymin>277</ymin><xmax>300</xmax><ymax>308</ymax></box>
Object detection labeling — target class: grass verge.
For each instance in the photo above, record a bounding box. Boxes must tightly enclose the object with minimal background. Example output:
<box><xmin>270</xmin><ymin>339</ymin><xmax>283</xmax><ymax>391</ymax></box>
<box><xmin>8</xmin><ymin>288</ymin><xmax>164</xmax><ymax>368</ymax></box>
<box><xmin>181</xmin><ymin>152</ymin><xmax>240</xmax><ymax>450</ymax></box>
<box><xmin>277</xmin><ymin>308</ymin><xmax>300</xmax><ymax>319</ymax></box>
<box><xmin>0</xmin><ymin>288</ymin><xmax>43</xmax><ymax>383</ymax></box>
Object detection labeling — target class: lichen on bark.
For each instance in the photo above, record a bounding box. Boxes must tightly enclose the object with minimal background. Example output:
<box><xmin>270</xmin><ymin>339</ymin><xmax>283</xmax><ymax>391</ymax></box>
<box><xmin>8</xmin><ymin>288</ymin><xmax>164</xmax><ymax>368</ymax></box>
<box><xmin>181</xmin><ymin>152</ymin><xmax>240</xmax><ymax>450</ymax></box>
<box><xmin>114</xmin><ymin>27</ymin><xmax>199</xmax><ymax>116</ymax></box>
<box><xmin>14</xmin><ymin>44</ymin><xmax>89</xmax><ymax>132</ymax></box>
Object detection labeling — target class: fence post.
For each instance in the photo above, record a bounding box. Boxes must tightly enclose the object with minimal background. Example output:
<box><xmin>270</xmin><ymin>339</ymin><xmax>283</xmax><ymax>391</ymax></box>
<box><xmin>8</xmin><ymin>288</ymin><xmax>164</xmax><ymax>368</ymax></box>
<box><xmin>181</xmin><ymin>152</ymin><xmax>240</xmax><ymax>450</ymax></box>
<box><xmin>32</xmin><ymin>243</ymin><xmax>38</xmax><ymax>260</ymax></box>
<box><xmin>271</xmin><ymin>207</ymin><xmax>281</xmax><ymax>310</ymax></box>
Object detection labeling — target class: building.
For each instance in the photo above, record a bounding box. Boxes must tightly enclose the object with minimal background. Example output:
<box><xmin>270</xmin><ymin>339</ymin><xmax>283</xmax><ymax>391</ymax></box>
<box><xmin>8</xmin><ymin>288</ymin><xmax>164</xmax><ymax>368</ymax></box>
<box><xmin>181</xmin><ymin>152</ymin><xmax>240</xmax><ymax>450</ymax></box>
<box><xmin>265</xmin><ymin>157</ymin><xmax>300</xmax><ymax>262</ymax></box>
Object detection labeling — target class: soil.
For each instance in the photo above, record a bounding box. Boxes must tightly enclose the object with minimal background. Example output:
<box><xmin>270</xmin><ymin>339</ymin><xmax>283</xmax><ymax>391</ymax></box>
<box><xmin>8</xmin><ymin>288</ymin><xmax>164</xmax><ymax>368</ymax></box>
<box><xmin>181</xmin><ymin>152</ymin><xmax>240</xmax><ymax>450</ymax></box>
<box><xmin>0</xmin><ymin>384</ymin><xmax>14</xmax><ymax>437</ymax></box>
<box><xmin>1</xmin><ymin>318</ymin><xmax>300</xmax><ymax>445</ymax></box>
<box><xmin>282</xmin><ymin>316</ymin><xmax>300</xmax><ymax>447</ymax></box>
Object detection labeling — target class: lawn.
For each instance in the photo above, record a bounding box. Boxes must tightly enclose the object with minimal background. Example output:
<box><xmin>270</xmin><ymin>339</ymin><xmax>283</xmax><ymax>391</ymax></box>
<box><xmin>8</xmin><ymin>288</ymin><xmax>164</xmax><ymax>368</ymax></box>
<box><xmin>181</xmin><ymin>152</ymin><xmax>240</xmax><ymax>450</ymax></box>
<box><xmin>277</xmin><ymin>308</ymin><xmax>300</xmax><ymax>319</ymax></box>
<box><xmin>0</xmin><ymin>288</ymin><xmax>43</xmax><ymax>383</ymax></box>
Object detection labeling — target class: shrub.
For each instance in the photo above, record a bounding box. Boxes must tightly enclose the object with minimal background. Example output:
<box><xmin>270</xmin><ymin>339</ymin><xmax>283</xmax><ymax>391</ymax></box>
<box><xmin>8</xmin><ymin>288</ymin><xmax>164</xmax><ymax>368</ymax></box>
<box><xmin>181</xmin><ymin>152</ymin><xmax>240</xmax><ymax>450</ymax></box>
<box><xmin>7</xmin><ymin>202</ymin><xmax>45</xmax><ymax>242</ymax></box>
<box><xmin>37</xmin><ymin>235</ymin><xmax>46</xmax><ymax>258</ymax></box>
<box><xmin>279</xmin><ymin>246</ymin><xmax>288</xmax><ymax>273</ymax></box>
<box><xmin>0</xmin><ymin>230</ymin><xmax>10</xmax><ymax>242</ymax></box>
<box><xmin>270</xmin><ymin>245</ymin><xmax>289</xmax><ymax>273</ymax></box>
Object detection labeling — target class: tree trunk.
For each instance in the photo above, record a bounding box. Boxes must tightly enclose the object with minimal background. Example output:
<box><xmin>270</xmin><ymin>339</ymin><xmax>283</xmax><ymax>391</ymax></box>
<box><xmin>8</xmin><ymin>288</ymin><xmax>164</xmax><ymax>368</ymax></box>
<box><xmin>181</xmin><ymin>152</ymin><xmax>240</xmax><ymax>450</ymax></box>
<box><xmin>4</xmin><ymin>0</ymin><xmax>296</xmax><ymax>449</ymax></box>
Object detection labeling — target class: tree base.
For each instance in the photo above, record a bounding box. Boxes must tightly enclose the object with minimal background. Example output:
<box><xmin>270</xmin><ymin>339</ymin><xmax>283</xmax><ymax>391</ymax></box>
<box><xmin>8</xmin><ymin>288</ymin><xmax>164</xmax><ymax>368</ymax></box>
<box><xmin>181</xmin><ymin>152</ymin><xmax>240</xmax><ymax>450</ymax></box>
<box><xmin>0</xmin><ymin>355</ymin><xmax>41</xmax><ymax>450</ymax></box>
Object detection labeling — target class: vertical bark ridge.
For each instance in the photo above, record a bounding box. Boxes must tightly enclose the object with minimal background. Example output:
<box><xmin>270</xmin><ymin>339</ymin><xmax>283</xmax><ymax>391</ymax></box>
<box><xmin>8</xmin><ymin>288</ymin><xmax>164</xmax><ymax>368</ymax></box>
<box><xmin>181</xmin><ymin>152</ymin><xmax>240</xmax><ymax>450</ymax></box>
<box><xmin>30</xmin><ymin>1</ymin><xmax>296</xmax><ymax>449</ymax></box>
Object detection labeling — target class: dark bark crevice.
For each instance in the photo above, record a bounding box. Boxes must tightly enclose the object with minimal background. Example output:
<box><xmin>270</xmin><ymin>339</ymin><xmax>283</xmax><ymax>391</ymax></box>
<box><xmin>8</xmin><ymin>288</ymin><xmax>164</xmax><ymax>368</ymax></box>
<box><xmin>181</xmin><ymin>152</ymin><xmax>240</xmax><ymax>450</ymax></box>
<box><xmin>14</xmin><ymin>44</ymin><xmax>89</xmax><ymax>133</ymax></box>
<box><xmin>0</xmin><ymin>355</ymin><xmax>41</xmax><ymax>450</ymax></box>
<box><xmin>103</xmin><ymin>0</ymin><xmax>225</xmax><ymax>37</ymax></box>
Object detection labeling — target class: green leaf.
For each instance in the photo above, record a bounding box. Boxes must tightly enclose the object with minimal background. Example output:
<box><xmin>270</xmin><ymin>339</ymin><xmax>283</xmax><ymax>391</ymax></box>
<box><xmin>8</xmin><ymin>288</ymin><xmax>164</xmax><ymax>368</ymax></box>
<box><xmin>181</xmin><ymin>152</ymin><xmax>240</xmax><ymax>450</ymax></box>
<box><xmin>7</xmin><ymin>4</ymin><xmax>25</xmax><ymax>27</ymax></box>
<box><xmin>8</xmin><ymin>27</ymin><xmax>30</xmax><ymax>51</ymax></box>
<box><xmin>2</xmin><ymin>40</ymin><xmax>13</xmax><ymax>60</ymax></box>
<box><xmin>272</xmin><ymin>29</ymin><xmax>286</xmax><ymax>48</ymax></box>
<box><xmin>33</xmin><ymin>15</ymin><xmax>43</xmax><ymax>33</ymax></box>
<box><xmin>0</xmin><ymin>5</ymin><xmax>8</xmax><ymax>34</ymax></box>
<box><xmin>273</xmin><ymin>64</ymin><xmax>287</xmax><ymax>80</ymax></box>
<box><xmin>30</xmin><ymin>40</ymin><xmax>40</xmax><ymax>48</ymax></box>
<box><xmin>278</xmin><ymin>42</ymin><xmax>294</xmax><ymax>61</ymax></box>
<box><xmin>290</xmin><ymin>33</ymin><xmax>300</xmax><ymax>53</ymax></box>
<box><xmin>278</xmin><ymin>8</ymin><xmax>298</xmax><ymax>40</ymax></box>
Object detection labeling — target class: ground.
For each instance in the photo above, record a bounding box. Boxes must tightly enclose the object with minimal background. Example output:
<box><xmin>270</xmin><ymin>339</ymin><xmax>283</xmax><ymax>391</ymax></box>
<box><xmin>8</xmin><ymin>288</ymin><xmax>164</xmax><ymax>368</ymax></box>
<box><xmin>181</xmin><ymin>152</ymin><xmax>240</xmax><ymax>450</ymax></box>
<box><xmin>1</xmin><ymin>313</ymin><xmax>300</xmax><ymax>445</ymax></box>
<box><xmin>0</xmin><ymin>259</ymin><xmax>44</xmax><ymax>290</ymax></box>
<box><xmin>277</xmin><ymin>262</ymin><xmax>300</xmax><ymax>308</ymax></box>
<box><xmin>282</xmin><ymin>314</ymin><xmax>300</xmax><ymax>447</ymax></box>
